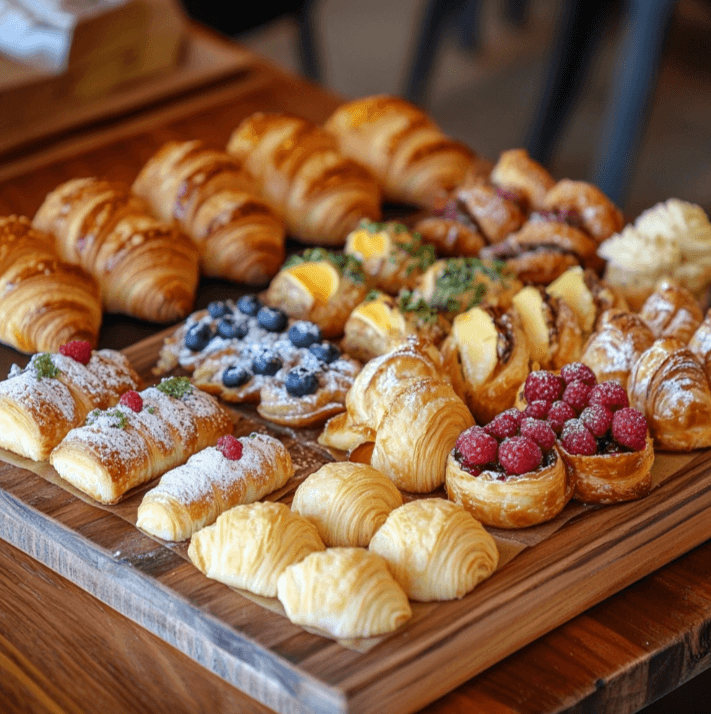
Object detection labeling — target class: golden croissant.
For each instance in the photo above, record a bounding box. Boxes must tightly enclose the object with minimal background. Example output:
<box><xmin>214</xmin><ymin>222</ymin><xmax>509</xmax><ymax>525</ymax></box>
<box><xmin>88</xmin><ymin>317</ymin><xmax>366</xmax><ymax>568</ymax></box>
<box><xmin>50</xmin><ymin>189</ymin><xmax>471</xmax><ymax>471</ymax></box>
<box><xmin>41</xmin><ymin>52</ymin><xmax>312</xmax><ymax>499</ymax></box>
<box><xmin>33</xmin><ymin>177</ymin><xmax>200</xmax><ymax>323</ymax></box>
<box><xmin>0</xmin><ymin>215</ymin><xmax>102</xmax><ymax>353</ymax></box>
<box><xmin>132</xmin><ymin>140</ymin><xmax>286</xmax><ymax>285</ymax></box>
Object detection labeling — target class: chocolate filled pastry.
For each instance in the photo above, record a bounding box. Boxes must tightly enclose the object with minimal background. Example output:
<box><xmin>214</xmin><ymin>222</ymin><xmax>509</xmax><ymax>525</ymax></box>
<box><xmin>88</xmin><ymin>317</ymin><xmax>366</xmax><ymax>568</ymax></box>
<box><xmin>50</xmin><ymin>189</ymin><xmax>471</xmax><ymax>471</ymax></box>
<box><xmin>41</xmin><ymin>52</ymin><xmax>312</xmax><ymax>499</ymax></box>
<box><xmin>227</xmin><ymin>113</ymin><xmax>381</xmax><ymax>245</ymax></box>
<box><xmin>0</xmin><ymin>345</ymin><xmax>141</xmax><ymax>461</ymax></box>
<box><xmin>488</xmin><ymin>148</ymin><xmax>556</xmax><ymax>212</ymax></box>
<box><xmin>441</xmin><ymin>304</ymin><xmax>530</xmax><ymax>424</ymax></box>
<box><xmin>343</xmin><ymin>219</ymin><xmax>436</xmax><ymax>293</ymax></box>
<box><xmin>369</xmin><ymin>498</ymin><xmax>498</xmax><ymax>601</ymax></box>
<box><xmin>33</xmin><ymin>178</ymin><xmax>199</xmax><ymax>323</ymax></box>
<box><xmin>132</xmin><ymin>140</ymin><xmax>286</xmax><ymax>285</ymax></box>
<box><xmin>264</xmin><ymin>248</ymin><xmax>368</xmax><ymax>338</ymax></box>
<box><xmin>0</xmin><ymin>216</ymin><xmax>102</xmax><ymax>354</ymax></box>
<box><xmin>324</xmin><ymin>94</ymin><xmax>476</xmax><ymax>208</ymax></box>
<box><xmin>638</xmin><ymin>280</ymin><xmax>703</xmax><ymax>344</ymax></box>
<box><xmin>136</xmin><ymin>433</ymin><xmax>294</xmax><ymax>541</ymax></box>
<box><xmin>49</xmin><ymin>377</ymin><xmax>233</xmax><ymax>504</ymax></box>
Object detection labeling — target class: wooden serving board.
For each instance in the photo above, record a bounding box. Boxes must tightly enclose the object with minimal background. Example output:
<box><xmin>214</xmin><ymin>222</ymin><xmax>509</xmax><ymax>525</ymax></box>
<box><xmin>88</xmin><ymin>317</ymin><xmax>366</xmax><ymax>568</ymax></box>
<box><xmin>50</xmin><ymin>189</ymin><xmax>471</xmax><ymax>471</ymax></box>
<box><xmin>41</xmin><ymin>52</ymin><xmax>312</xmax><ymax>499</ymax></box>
<box><xmin>1</xmin><ymin>330</ymin><xmax>711</xmax><ymax>714</ymax></box>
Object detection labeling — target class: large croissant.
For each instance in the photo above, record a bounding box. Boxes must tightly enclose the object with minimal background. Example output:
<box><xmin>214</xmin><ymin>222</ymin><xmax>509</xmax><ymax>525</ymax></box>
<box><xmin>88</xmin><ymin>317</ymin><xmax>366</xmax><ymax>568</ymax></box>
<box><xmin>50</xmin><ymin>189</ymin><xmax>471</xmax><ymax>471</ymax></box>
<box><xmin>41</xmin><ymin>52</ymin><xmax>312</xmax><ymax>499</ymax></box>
<box><xmin>33</xmin><ymin>178</ymin><xmax>200</xmax><ymax>323</ymax></box>
<box><xmin>324</xmin><ymin>94</ymin><xmax>476</xmax><ymax>209</ymax></box>
<box><xmin>0</xmin><ymin>216</ymin><xmax>102</xmax><ymax>353</ymax></box>
<box><xmin>227</xmin><ymin>113</ymin><xmax>381</xmax><ymax>245</ymax></box>
<box><xmin>132</xmin><ymin>140</ymin><xmax>286</xmax><ymax>285</ymax></box>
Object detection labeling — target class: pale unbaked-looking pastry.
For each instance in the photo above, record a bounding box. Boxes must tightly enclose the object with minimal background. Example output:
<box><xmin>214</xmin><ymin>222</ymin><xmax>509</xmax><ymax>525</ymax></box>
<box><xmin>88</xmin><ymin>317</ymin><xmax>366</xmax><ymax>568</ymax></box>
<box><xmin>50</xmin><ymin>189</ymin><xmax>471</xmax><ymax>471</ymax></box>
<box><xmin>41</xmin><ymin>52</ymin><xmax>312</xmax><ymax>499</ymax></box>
<box><xmin>188</xmin><ymin>501</ymin><xmax>325</xmax><ymax>597</ymax></box>
<box><xmin>291</xmin><ymin>462</ymin><xmax>403</xmax><ymax>547</ymax></box>
<box><xmin>136</xmin><ymin>433</ymin><xmax>294</xmax><ymax>541</ymax></box>
<box><xmin>277</xmin><ymin>547</ymin><xmax>412</xmax><ymax>638</ymax></box>
<box><xmin>369</xmin><ymin>498</ymin><xmax>499</xmax><ymax>601</ymax></box>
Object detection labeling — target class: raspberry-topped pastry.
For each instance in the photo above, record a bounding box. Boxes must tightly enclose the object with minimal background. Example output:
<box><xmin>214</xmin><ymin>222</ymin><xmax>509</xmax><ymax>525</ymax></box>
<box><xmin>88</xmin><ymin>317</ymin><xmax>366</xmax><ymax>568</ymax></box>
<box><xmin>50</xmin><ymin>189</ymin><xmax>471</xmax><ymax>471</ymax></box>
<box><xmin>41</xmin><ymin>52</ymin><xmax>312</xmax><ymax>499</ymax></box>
<box><xmin>445</xmin><ymin>417</ymin><xmax>570</xmax><ymax>529</ymax></box>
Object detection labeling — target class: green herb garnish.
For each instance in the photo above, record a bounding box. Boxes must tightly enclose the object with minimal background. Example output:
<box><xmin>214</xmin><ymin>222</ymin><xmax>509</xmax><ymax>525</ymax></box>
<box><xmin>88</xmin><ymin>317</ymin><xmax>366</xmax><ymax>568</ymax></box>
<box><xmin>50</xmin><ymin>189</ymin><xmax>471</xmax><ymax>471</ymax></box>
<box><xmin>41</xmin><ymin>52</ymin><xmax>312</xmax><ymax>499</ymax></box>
<box><xmin>364</xmin><ymin>289</ymin><xmax>380</xmax><ymax>303</ymax></box>
<box><xmin>147</xmin><ymin>406</ymin><xmax>156</xmax><ymax>414</ymax></box>
<box><xmin>85</xmin><ymin>409</ymin><xmax>128</xmax><ymax>429</ymax></box>
<box><xmin>34</xmin><ymin>353</ymin><xmax>60</xmax><ymax>380</ymax></box>
<box><xmin>157</xmin><ymin>376</ymin><xmax>193</xmax><ymax>399</ymax></box>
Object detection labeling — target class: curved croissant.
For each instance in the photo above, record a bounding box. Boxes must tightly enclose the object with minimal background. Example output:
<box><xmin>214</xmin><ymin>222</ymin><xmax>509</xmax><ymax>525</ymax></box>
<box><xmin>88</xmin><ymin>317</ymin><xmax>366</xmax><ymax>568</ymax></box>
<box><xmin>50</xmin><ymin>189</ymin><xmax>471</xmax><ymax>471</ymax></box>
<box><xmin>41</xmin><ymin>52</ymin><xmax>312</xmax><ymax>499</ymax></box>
<box><xmin>638</xmin><ymin>280</ymin><xmax>703</xmax><ymax>344</ymax></box>
<box><xmin>33</xmin><ymin>178</ymin><xmax>199</xmax><ymax>322</ymax></box>
<box><xmin>324</xmin><ymin>94</ymin><xmax>476</xmax><ymax>209</ymax></box>
<box><xmin>132</xmin><ymin>140</ymin><xmax>285</xmax><ymax>285</ymax></box>
<box><xmin>227</xmin><ymin>113</ymin><xmax>381</xmax><ymax>245</ymax></box>
<box><xmin>0</xmin><ymin>216</ymin><xmax>102</xmax><ymax>353</ymax></box>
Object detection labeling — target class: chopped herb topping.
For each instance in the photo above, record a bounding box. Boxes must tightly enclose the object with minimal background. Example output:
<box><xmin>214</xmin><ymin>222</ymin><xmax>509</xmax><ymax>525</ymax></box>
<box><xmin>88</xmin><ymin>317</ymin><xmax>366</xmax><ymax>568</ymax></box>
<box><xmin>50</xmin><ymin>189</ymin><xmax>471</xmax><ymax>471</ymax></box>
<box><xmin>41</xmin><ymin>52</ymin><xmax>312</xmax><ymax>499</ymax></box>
<box><xmin>429</xmin><ymin>258</ymin><xmax>507</xmax><ymax>311</ymax></box>
<box><xmin>283</xmin><ymin>248</ymin><xmax>365</xmax><ymax>284</ymax></box>
<box><xmin>147</xmin><ymin>406</ymin><xmax>156</xmax><ymax>414</ymax></box>
<box><xmin>34</xmin><ymin>353</ymin><xmax>60</xmax><ymax>380</ymax></box>
<box><xmin>397</xmin><ymin>290</ymin><xmax>441</xmax><ymax>324</ymax></box>
<box><xmin>85</xmin><ymin>409</ymin><xmax>128</xmax><ymax>429</ymax></box>
<box><xmin>364</xmin><ymin>289</ymin><xmax>380</xmax><ymax>302</ymax></box>
<box><xmin>157</xmin><ymin>376</ymin><xmax>193</xmax><ymax>399</ymax></box>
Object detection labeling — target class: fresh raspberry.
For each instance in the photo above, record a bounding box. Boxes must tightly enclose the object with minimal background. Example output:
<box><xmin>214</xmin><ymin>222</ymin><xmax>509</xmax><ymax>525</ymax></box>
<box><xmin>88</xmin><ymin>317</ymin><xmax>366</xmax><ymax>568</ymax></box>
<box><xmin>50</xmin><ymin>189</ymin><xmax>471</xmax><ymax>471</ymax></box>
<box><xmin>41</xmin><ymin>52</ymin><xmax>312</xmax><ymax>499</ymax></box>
<box><xmin>562</xmin><ymin>380</ymin><xmax>593</xmax><ymax>413</ymax></box>
<box><xmin>523</xmin><ymin>371</ymin><xmax>565</xmax><ymax>404</ymax></box>
<box><xmin>547</xmin><ymin>400</ymin><xmax>577</xmax><ymax>433</ymax></box>
<box><xmin>580</xmin><ymin>404</ymin><xmax>613</xmax><ymax>438</ymax></box>
<box><xmin>455</xmin><ymin>426</ymin><xmax>498</xmax><ymax>468</ymax></box>
<box><xmin>560</xmin><ymin>362</ymin><xmax>597</xmax><ymax>386</ymax></box>
<box><xmin>485</xmin><ymin>409</ymin><xmax>523</xmax><ymax>440</ymax></box>
<box><xmin>523</xmin><ymin>400</ymin><xmax>552</xmax><ymax>420</ymax></box>
<box><xmin>560</xmin><ymin>419</ymin><xmax>597</xmax><ymax>455</ymax></box>
<box><xmin>611</xmin><ymin>408</ymin><xmax>648</xmax><ymax>451</ymax></box>
<box><xmin>588</xmin><ymin>381</ymin><xmax>629</xmax><ymax>412</ymax></box>
<box><xmin>119</xmin><ymin>390</ymin><xmax>143</xmax><ymax>412</ymax></box>
<box><xmin>519</xmin><ymin>417</ymin><xmax>556</xmax><ymax>452</ymax></box>
<box><xmin>59</xmin><ymin>340</ymin><xmax>92</xmax><ymax>365</ymax></box>
<box><xmin>217</xmin><ymin>435</ymin><xmax>243</xmax><ymax>461</ymax></box>
<box><xmin>498</xmin><ymin>436</ymin><xmax>543</xmax><ymax>475</ymax></box>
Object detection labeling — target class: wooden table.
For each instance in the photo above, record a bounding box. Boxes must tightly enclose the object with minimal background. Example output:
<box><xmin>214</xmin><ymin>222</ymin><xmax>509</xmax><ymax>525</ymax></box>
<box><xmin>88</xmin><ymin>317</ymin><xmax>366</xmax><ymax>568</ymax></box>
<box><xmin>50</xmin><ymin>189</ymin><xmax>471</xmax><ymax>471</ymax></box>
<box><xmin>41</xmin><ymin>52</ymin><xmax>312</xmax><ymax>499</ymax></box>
<box><xmin>1</xmin><ymin>27</ymin><xmax>711</xmax><ymax>714</ymax></box>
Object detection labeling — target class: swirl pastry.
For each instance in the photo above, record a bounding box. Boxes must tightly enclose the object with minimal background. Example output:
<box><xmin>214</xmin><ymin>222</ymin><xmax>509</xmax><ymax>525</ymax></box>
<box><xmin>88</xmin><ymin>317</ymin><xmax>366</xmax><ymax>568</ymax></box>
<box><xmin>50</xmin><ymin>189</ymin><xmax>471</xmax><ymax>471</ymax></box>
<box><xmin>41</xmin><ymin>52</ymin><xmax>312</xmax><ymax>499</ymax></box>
<box><xmin>188</xmin><ymin>501</ymin><xmax>325</xmax><ymax>597</ymax></box>
<box><xmin>49</xmin><ymin>377</ymin><xmax>233</xmax><ymax>504</ymax></box>
<box><xmin>0</xmin><ymin>216</ymin><xmax>102</xmax><ymax>354</ymax></box>
<box><xmin>412</xmin><ymin>213</ymin><xmax>486</xmax><ymax>257</ymax></box>
<box><xmin>33</xmin><ymin>178</ymin><xmax>199</xmax><ymax>323</ymax></box>
<box><xmin>324</xmin><ymin>94</ymin><xmax>475</xmax><ymax>208</ymax></box>
<box><xmin>638</xmin><ymin>280</ymin><xmax>703</xmax><ymax>343</ymax></box>
<box><xmin>227</xmin><ymin>112</ymin><xmax>381</xmax><ymax>245</ymax></box>
<box><xmin>369</xmin><ymin>498</ymin><xmax>499</xmax><ymax>601</ymax></box>
<box><xmin>488</xmin><ymin>148</ymin><xmax>555</xmax><ymax>212</ymax></box>
<box><xmin>277</xmin><ymin>547</ymin><xmax>412</xmax><ymax>638</ymax></box>
<box><xmin>132</xmin><ymin>140</ymin><xmax>286</xmax><ymax>285</ymax></box>
<box><xmin>0</xmin><ymin>347</ymin><xmax>141</xmax><ymax>461</ymax></box>
<box><xmin>291</xmin><ymin>462</ymin><xmax>402</xmax><ymax>547</ymax></box>
<box><xmin>136</xmin><ymin>433</ymin><xmax>294</xmax><ymax>541</ymax></box>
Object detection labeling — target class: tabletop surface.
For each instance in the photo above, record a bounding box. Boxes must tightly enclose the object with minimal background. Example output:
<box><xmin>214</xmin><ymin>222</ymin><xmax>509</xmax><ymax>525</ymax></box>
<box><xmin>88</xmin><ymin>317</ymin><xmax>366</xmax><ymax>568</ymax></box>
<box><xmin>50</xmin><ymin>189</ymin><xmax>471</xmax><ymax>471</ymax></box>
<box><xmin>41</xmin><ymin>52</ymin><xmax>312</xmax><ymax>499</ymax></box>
<box><xmin>1</xmin><ymin>25</ymin><xmax>711</xmax><ymax>714</ymax></box>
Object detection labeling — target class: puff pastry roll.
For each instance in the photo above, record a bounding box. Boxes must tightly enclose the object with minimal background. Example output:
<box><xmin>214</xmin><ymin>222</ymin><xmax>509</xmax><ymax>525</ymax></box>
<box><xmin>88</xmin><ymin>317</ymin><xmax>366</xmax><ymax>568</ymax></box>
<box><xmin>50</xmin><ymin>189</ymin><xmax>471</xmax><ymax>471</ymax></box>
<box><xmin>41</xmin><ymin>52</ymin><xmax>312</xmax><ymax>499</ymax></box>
<box><xmin>136</xmin><ymin>433</ymin><xmax>294</xmax><ymax>541</ymax></box>
<box><xmin>488</xmin><ymin>148</ymin><xmax>555</xmax><ymax>212</ymax></box>
<box><xmin>0</xmin><ymin>216</ymin><xmax>102</xmax><ymax>354</ymax></box>
<box><xmin>132</xmin><ymin>140</ymin><xmax>286</xmax><ymax>285</ymax></box>
<box><xmin>49</xmin><ymin>377</ymin><xmax>233</xmax><ymax>503</ymax></box>
<box><xmin>638</xmin><ymin>280</ymin><xmax>703</xmax><ymax>343</ymax></box>
<box><xmin>369</xmin><ymin>499</ymin><xmax>498</xmax><ymax>601</ymax></box>
<box><xmin>227</xmin><ymin>112</ymin><xmax>381</xmax><ymax>245</ymax></box>
<box><xmin>412</xmin><ymin>213</ymin><xmax>486</xmax><ymax>258</ymax></box>
<box><xmin>291</xmin><ymin>462</ymin><xmax>402</xmax><ymax>547</ymax></box>
<box><xmin>277</xmin><ymin>547</ymin><xmax>411</xmax><ymax>638</ymax></box>
<box><xmin>688</xmin><ymin>309</ymin><xmax>711</xmax><ymax>378</ymax></box>
<box><xmin>0</xmin><ymin>347</ymin><xmax>141</xmax><ymax>461</ymax></box>
<box><xmin>33</xmin><ymin>177</ymin><xmax>199</xmax><ymax>323</ymax></box>
<box><xmin>188</xmin><ymin>501</ymin><xmax>325</xmax><ymax>597</ymax></box>
<box><xmin>324</xmin><ymin>94</ymin><xmax>475</xmax><ymax>209</ymax></box>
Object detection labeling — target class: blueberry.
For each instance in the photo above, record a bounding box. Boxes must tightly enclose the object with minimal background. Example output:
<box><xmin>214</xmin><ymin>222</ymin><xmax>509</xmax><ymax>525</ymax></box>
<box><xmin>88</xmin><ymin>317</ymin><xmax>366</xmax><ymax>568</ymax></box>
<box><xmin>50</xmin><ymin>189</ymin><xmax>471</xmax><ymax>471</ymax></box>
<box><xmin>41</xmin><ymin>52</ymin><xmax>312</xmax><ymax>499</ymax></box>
<box><xmin>237</xmin><ymin>294</ymin><xmax>262</xmax><ymax>316</ymax></box>
<box><xmin>257</xmin><ymin>306</ymin><xmax>288</xmax><ymax>332</ymax></box>
<box><xmin>252</xmin><ymin>349</ymin><xmax>283</xmax><ymax>376</ymax></box>
<box><xmin>309</xmin><ymin>341</ymin><xmax>340</xmax><ymax>364</ymax></box>
<box><xmin>288</xmin><ymin>321</ymin><xmax>322</xmax><ymax>348</ymax></box>
<box><xmin>184</xmin><ymin>322</ymin><xmax>214</xmax><ymax>352</ymax></box>
<box><xmin>216</xmin><ymin>316</ymin><xmax>248</xmax><ymax>340</ymax></box>
<box><xmin>222</xmin><ymin>365</ymin><xmax>252</xmax><ymax>388</ymax></box>
<box><xmin>207</xmin><ymin>301</ymin><xmax>230</xmax><ymax>318</ymax></box>
<box><xmin>285</xmin><ymin>367</ymin><xmax>319</xmax><ymax>397</ymax></box>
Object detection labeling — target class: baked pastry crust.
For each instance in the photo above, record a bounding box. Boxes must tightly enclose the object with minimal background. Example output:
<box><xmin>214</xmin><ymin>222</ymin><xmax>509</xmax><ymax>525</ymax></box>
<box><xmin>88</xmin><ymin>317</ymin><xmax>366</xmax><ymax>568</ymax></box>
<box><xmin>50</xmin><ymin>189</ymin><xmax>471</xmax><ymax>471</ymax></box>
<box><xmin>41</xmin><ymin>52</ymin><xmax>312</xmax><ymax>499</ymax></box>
<box><xmin>291</xmin><ymin>462</ymin><xmax>402</xmax><ymax>547</ymax></box>
<box><xmin>489</xmin><ymin>148</ymin><xmax>555</xmax><ymax>212</ymax></box>
<box><xmin>136</xmin><ymin>433</ymin><xmax>294</xmax><ymax>541</ymax></box>
<box><xmin>277</xmin><ymin>547</ymin><xmax>412</xmax><ymax>638</ymax></box>
<box><xmin>368</xmin><ymin>498</ymin><xmax>499</xmax><ymax>601</ymax></box>
<box><xmin>188</xmin><ymin>501</ymin><xmax>325</xmax><ymax>597</ymax></box>
<box><xmin>638</xmin><ymin>280</ymin><xmax>703</xmax><ymax>343</ymax></box>
<box><xmin>412</xmin><ymin>215</ymin><xmax>486</xmax><ymax>257</ymax></box>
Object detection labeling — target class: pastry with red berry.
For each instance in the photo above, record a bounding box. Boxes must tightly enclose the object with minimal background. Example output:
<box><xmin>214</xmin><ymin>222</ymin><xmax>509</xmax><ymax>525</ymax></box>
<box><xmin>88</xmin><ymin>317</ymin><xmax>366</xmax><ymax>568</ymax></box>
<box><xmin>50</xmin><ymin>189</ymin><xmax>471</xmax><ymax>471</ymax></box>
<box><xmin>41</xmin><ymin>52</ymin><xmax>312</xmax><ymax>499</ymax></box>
<box><xmin>136</xmin><ymin>433</ymin><xmax>294</xmax><ymax>541</ymax></box>
<box><xmin>0</xmin><ymin>342</ymin><xmax>141</xmax><ymax>461</ymax></box>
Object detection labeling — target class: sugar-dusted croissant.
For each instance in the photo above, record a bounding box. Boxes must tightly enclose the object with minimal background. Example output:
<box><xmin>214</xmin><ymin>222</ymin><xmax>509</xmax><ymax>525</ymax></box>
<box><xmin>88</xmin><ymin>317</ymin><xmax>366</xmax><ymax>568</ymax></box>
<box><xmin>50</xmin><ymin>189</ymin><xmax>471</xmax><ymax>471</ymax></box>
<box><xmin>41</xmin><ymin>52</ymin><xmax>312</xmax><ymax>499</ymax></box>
<box><xmin>324</xmin><ymin>94</ymin><xmax>476</xmax><ymax>209</ymax></box>
<box><xmin>689</xmin><ymin>309</ymin><xmax>711</xmax><ymax>378</ymax></box>
<box><xmin>227</xmin><ymin>113</ymin><xmax>381</xmax><ymax>245</ymax></box>
<box><xmin>136</xmin><ymin>433</ymin><xmax>294</xmax><ymax>541</ymax></box>
<box><xmin>132</xmin><ymin>140</ymin><xmax>286</xmax><ymax>285</ymax></box>
<box><xmin>49</xmin><ymin>377</ymin><xmax>233</xmax><ymax>504</ymax></box>
<box><xmin>638</xmin><ymin>280</ymin><xmax>703</xmax><ymax>343</ymax></box>
<box><xmin>0</xmin><ymin>347</ymin><xmax>141</xmax><ymax>461</ymax></box>
<box><xmin>33</xmin><ymin>178</ymin><xmax>199</xmax><ymax>323</ymax></box>
<box><xmin>0</xmin><ymin>216</ymin><xmax>102</xmax><ymax>353</ymax></box>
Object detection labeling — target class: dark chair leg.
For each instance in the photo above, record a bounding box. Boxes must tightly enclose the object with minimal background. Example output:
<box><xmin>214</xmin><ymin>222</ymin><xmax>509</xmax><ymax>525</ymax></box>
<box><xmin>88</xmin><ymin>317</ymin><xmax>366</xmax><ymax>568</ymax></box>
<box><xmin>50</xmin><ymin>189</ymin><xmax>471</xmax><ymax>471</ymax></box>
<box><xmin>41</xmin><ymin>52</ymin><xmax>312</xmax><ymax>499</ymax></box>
<box><xmin>456</xmin><ymin>0</ymin><xmax>484</xmax><ymax>52</ymax></box>
<box><xmin>591</xmin><ymin>0</ymin><xmax>677</xmax><ymax>206</ymax></box>
<box><xmin>294</xmin><ymin>0</ymin><xmax>322</xmax><ymax>82</ymax></box>
<box><xmin>503</xmin><ymin>0</ymin><xmax>529</xmax><ymax>28</ymax></box>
